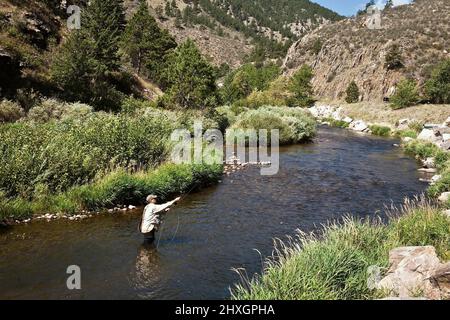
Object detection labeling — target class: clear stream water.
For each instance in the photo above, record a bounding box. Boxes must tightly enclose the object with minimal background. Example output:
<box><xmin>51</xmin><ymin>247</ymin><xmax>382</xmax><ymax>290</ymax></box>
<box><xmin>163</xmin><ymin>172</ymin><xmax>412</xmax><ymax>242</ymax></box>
<box><xmin>0</xmin><ymin>126</ymin><xmax>427</xmax><ymax>300</ymax></box>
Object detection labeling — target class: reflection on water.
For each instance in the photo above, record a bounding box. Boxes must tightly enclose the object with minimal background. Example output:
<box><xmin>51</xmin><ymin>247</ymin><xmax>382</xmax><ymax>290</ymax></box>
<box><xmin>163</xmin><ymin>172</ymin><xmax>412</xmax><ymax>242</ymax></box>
<box><xmin>0</xmin><ymin>127</ymin><xmax>427</xmax><ymax>299</ymax></box>
<box><xmin>132</xmin><ymin>244</ymin><xmax>161</xmax><ymax>299</ymax></box>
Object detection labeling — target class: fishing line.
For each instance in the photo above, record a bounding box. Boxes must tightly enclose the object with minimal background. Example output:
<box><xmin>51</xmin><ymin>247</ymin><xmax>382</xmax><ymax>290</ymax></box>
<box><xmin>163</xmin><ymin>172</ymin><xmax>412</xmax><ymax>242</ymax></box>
<box><xmin>169</xmin><ymin>182</ymin><xmax>198</xmax><ymax>243</ymax></box>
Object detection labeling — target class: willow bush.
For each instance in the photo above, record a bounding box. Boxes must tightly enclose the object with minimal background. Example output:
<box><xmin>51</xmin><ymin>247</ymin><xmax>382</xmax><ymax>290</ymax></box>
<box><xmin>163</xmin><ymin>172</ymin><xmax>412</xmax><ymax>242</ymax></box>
<box><xmin>231</xmin><ymin>106</ymin><xmax>316</xmax><ymax>145</ymax></box>
<box><xmin>0</xmin><ymin>112</ymin><xmax>174</xmax><ymax>200</ymax></box>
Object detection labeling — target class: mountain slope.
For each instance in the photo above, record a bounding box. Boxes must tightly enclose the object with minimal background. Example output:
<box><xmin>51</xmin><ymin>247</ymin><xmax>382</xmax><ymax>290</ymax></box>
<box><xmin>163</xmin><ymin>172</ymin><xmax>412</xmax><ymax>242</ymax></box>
<box><xmin>283</xmin><ymin>0</ymin><xmax>450</xmax><ymax>102</ymax></box>
<box><xmin>138</xmin><ymin>0</ymin><xmax>342</xmax><ymax>67</ymax></box>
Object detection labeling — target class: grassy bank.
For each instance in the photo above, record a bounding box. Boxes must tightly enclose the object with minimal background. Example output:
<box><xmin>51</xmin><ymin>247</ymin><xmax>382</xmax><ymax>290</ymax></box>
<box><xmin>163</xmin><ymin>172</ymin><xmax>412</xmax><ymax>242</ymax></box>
<box><xmin>0</xmin><ymin>163</ymin><xmax>223</xmax><ymax>221</ymax></box>
<box><xmin>232</xmin><ymin>198</ymin><xmax>450</xmax><ymax>300</ymax></box>
<box><xmin>0</xmin><ymin>101</ymin><xmax>318</xmax><ymax>222</ymax></box>
<box><xmin>0</xmin><ymin>100</ymin><xmax>229</xmax><ymax>222</ymax></box>
<box><xmin>404</xmin><ymin>140</ymin><xmax>450</xmax><ymax>206</ymax></box>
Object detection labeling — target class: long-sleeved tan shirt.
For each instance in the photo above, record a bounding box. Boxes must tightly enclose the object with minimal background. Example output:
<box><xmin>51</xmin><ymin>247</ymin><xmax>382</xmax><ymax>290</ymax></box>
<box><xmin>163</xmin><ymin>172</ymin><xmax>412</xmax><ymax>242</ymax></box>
<box><xmin>140</xmin><ymin>200</ymin><xmax>176</xmax><ymax>233</ymax></box>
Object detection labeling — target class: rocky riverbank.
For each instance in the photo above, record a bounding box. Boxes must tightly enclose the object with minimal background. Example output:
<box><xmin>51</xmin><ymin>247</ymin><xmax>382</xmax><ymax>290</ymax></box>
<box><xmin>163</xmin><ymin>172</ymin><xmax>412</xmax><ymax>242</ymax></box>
<box><xmin>298</xmin><ymin>103</ymin><xmax>450</xmax><ymax>300</ymax></box>
<box><xmin>309</xmin><ymin>104</ymin><xmax>450</xmax><ymax>150</ymax></box>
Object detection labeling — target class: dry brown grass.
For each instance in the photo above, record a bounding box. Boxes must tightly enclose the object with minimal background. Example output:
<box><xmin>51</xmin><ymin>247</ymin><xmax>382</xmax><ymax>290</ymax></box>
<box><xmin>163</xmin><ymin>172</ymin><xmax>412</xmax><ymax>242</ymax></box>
<box><xmin>320</xmin><ymin>100</ymin><xmax>449</xmax><ymax>126</ymax></box>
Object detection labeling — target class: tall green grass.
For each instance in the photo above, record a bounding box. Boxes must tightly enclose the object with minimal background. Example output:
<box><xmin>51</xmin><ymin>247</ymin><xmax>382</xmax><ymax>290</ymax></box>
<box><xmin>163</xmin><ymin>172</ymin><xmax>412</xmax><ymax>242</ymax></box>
<box><xmin>0</xmin><ymin>113</ymin><xmax>174</xmax><ymax>199</ymax></box>
<box><xmin>369</xmin><ymin>125</ymin><xmax>391</xmax><ymax>137</ymax></box>
<box><xmin>0</xmin><ymin>163</ymin><xmax>223</xmax><ymax>220</ymax></box>
<box><xmin>232</xmin><ymin>198</ymin><xmax>450</xmax><ymax>300</ymax></box>
<box><xmin>404</xmin><ymin>140</ymin><xmax>450</xmax><ymax>201</ymax></box>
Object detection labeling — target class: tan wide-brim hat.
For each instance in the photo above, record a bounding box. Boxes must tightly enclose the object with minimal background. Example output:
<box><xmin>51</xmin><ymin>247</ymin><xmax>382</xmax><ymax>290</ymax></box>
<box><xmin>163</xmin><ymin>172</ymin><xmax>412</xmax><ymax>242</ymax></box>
<box><xmin>146</xmin><ymin>195</ymin><xmax>157</xmax><ymax>203</ymax></box>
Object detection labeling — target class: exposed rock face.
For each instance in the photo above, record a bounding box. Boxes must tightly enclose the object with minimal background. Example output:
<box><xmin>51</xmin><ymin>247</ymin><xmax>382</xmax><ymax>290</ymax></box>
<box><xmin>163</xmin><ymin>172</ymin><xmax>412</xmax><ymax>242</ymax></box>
<box><xmin>283</xmin><ymin>0</ymin><xmax>450</xmax><ymax>101</ymax></box>
<box><xmin>376</xmin><ymin>246</ymin><xmax>450</xmax><ymax>300</ymax></box>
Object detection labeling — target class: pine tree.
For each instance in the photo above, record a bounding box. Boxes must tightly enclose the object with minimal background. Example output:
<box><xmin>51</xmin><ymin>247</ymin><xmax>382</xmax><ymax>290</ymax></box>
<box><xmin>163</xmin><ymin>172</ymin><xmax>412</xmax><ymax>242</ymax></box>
<box><xmin>289</xmin><ymin>65</ymin><xmax>315</xmax><ymax>107</ymax></box>
<box><xmin>51</xmin><ymin>0</ymin><xmax>126</xmax><ymax>110</ymax></box>
<box><xmin>390</xmin><ymin>79</ymin><xmax>419</xmax><ymax>109</ymax></box>
<box><xmin>385</xmin><ymin>44</ymin><xmax>404</xmax><ymax>70</ymax></box>
<box><xmin>174</xmin><ymin>9</ymin><xmax>183</xmax><ymax>28</ymax></box>
<box><xmin>385</xmin><ymin>0</ymin><xmax>394</xmax><ymax>9</ymax></box>
<box><xmin>155</xmin><ymin>5</ymin><xmax>164</xmax><ymax>20</ymax></box>
<box><xmin>82</xmin><ymin>0</ymin><xmax>125</xmax><ymax>71</ymax></box>
<box><xmin>165</xmin><ymin>0</ymin><xmax>173</xmax><ymax>16</ymax></box>
<box><xmin>164</xmin><ymin>39</ymin><xmax>219</xmax><ymax>109</ymax></box>
<box><xmin>425</xmin><ymin>59</ymin><xmax>450</xmax><ymax>104</ymax></box>
<box><xmin>345</xmin><ymin>81</ymin><xmax>360</xmax><ymax>103</ymax></box>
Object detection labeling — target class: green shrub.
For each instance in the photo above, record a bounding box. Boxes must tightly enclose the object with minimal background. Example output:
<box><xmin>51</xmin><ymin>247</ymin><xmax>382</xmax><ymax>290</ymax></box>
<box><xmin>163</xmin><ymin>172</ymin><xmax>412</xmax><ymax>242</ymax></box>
<box><xmin>395</xmin><ymin>130</ymin><xmax>417</xmax><ymax>139</ymax></box>
<box><xmin>390</xmin><ymin>79</ymin><xmax>419</xmax><ymax>109</ymax></box>
<box><xmin>289</xmin><ymin>65</ymin><xmax>315</xmax><ymax>108</ymax></box>
<box><xmin>0</xmin><ymin>113</ymin><xmax>173</xmax><ymax>199</ymax></box>
<box><xmin>27</xmin><ymin>99</ymin><xmax>93</xmax><ymax>123</ymax></box>
<box><xmin>323</xmin><ymin>118</ymin><xmax>349</xmax><ymax>128</ymax></box>
<box><xmin>408</xmin><ymin>121</ymin><xmax>424</xmax><ymax>133</ymax></box>
<box><xmin>404</xmin><ymin>140</ymin><xmax>441</xmax><ymax>160</ymax></box>
<box><xmin>233</xmin><ymin>218</ymin><xmax>390</xmax><ymax>300</ymax></box>
<box><xmin>425</xmin><ymin>59</ymin><xmax>450</xmax><ymax>104</ymax></box>
<box><xmin>0</xmin><ymin>100</ymin><xmax>25</xmax><ymax>123</ymax></box>
<box><xmin>428</xmin><ymin>169</ymin><xmax>450</xmax><ymax>198</ymax></box>
<box><xmin>0</xmin><ymin>163</ymin><xmax>223</xmax><ymax>220</ymax></box>
<box><xmin>221</xmin><ymin>63</ymin><xmax>281</xmax><ymax>104</ymax></box>
<box><xmin>369</xmin><ymin>125</ymin><xmax>391</xmax><ymax>137</ymax></box>
<box><xmin>232</xmin><ymin>76</ymin><xmax>293</xmax><ymax>109</ymax></box>
<box><xmin>232</xmin><ymin>106</ymin><xmax>316</xmax><ymax>145</ymax></box>
<box><xmin>345</xmin><ymin>81</ymin><xmax>360</xmax><ymax>104</ymax></box>
<box><xmin>385</xmin><ymin>44</ymin><xmax>404</xmax><ymax>70</ymax></box>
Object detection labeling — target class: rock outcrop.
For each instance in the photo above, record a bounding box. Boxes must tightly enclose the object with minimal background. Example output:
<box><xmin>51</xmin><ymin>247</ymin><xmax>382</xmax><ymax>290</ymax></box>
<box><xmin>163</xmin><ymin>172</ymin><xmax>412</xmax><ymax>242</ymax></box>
<box><xmin>283</xmin><ymin>0</ymin><xmax>450</xmax><ymax>102</ymax></box>
<box><xmin>376</xmin><ymin>246</ymin><xmax>450</xmax><ymax>300</ymax></box>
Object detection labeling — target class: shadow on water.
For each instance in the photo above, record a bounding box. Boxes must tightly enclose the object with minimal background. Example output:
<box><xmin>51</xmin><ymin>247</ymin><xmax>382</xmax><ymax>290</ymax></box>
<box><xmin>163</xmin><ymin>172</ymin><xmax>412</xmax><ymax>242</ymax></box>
<box><xmin>0</xmin><ymin>126</ymin><xmax>428</xmax><ymax>299</ymax></box>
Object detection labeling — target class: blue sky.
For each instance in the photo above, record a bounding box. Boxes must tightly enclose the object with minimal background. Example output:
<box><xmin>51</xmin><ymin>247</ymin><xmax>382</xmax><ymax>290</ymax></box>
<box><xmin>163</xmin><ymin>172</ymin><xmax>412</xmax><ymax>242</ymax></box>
<box><xmin>312</xmin><ymin>0</ymin><xmax>412</xmax><ymax>16</ymax></box>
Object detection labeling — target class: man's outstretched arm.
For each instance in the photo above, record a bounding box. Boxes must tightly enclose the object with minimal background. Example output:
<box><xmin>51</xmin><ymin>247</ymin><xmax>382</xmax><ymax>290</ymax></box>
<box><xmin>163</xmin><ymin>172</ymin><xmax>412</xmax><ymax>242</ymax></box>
<box><xmin>154</xmin><ymin>197</ymin><xmax>181</xmax><ymax>213</ymax></box>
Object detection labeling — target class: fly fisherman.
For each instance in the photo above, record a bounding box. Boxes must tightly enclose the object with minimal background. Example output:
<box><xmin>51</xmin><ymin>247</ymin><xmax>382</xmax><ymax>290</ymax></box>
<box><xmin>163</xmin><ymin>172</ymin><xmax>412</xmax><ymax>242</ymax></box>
<box><xmin>140</xmin><ymin>195</ymin><xmax>181</xmax><ymax>244</ymax></box>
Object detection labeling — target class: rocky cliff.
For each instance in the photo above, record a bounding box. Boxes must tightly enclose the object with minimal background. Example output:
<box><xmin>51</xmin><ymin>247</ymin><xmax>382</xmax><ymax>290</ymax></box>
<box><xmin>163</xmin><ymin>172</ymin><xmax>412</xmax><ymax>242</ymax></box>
<box><xmin>283</xmin><ymin>0</ymin><xmax>450</xmax><ymax>102</ymax></box>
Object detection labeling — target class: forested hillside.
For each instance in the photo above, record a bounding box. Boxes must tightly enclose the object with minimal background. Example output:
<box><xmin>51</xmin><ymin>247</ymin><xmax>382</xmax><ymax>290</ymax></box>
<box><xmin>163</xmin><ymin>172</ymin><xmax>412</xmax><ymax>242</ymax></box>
<box><xmin>140</xmin><ymin>0</ymin><xmax>342</xmax><ymax>66</ymax></box>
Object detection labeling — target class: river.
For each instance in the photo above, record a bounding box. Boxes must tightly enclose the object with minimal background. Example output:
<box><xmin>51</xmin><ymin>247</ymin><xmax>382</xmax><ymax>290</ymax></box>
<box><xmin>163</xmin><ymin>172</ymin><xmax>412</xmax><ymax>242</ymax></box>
<box><xmin>0</xmin><ymin>126</ymin><xmax>427</xmax><ymax>299</ymax></box>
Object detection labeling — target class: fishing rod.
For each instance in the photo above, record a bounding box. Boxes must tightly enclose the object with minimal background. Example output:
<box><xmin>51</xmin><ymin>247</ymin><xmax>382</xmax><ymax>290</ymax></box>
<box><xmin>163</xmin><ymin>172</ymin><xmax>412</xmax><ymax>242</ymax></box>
<box><xmin>156</xmin><ymin>181</ymin><xmax>200</xmax><ymax>248</ymax></box>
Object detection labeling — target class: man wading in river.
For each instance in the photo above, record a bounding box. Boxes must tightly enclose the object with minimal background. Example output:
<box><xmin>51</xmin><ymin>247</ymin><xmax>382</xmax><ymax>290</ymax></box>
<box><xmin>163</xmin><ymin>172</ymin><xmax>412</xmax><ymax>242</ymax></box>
<box><xmin>140</xmin><ymin>195</ymin><xmax>181</xmax><ymax>244</ymax></box>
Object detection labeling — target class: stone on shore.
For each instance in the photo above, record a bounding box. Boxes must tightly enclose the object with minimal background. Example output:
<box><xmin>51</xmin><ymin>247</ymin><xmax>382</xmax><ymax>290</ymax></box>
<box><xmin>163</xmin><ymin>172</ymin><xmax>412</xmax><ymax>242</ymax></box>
<box><xmin>438</xmin><ymin>192</ymin><xmax>450</xmax><ymax>203</ymax></box>
<box><xmin>417</xmin><ymin>128</ymin><xmax>438</xmax><ymax>142</ymax></box>
<box><xmin>343</xmin><ymin>116</ymin><xmax>353</xmax><ymax>124</ymax></box>
<box><xmin>431</xmin><ymin>175</ymin><xmax>442</xmax><ymax>185</ymax></box>
<box><xmin>444</xmin><ymin>210</ymin><xmax>450</xmax><ymax>218</ymax></box>
<box><xmin>349</xmin><ymin>120</ymin><xmax>368</xmax><ymax>132</ymax></box>
<box><xmin>376</xmin><ymin>246</ymin><xmax>449</xmax><ymax>300</ymax></box>
<box><xmin>422</xmin><ymin>157</ymin><xmax>435</xmax><ymax>169</ymax></box>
